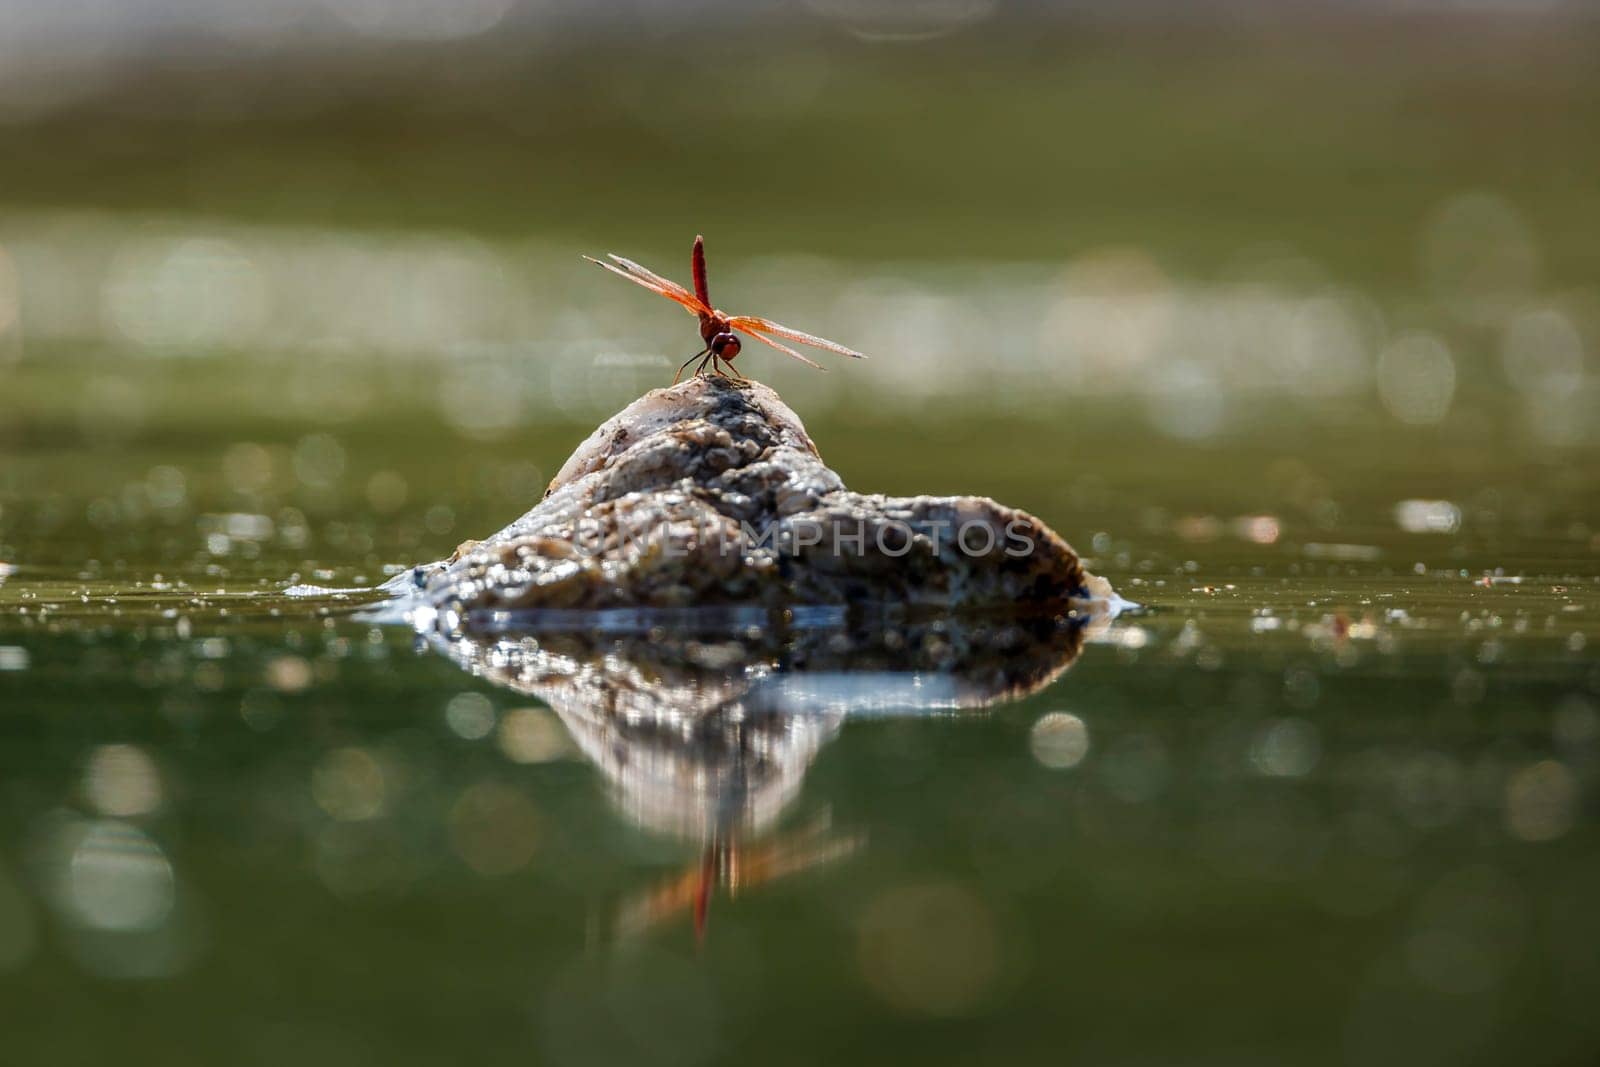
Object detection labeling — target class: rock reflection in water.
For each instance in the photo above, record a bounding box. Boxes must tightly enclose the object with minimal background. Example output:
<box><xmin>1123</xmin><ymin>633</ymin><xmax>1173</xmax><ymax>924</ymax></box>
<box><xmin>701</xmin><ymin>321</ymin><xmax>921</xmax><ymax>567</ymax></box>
<box><xmin>425</xmin><ymin>606</ymin><xmax>1101</xmax><ymax>939</ymax></box>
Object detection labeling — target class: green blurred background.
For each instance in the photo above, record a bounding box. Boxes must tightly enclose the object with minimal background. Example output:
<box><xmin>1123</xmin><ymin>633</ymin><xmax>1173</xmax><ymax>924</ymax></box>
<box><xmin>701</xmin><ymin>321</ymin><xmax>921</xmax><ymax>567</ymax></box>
<box><xmin>1</xmin><ymin>2</ymin><xmax>1599</xmax><ymax>1065</ymax></box>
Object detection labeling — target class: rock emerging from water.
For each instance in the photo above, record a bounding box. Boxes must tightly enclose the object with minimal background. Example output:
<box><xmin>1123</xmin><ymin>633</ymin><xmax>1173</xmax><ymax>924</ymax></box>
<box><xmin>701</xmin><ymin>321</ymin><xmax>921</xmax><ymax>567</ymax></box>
<box><xmin>415</xmin><ymin>376</ymin><xmax>1109</xmax><ymax>629</ymax></box>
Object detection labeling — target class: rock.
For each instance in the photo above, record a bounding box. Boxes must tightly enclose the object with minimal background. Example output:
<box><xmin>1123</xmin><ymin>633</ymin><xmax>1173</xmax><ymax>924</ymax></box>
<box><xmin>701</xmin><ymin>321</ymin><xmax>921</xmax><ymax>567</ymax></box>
<box><xmin>411</xmin><ymin>375</ymin><xmax>1111</xmax><ymax>632</ymax></box>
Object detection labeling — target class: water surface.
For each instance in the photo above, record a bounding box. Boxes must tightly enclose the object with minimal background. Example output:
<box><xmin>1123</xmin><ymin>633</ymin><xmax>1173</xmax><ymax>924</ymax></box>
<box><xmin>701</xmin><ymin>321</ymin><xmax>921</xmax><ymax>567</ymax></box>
<box><xmin>2</xmin><ymin>354</ymin><xmax>1597</xmax><ymax>1065</ymax></box>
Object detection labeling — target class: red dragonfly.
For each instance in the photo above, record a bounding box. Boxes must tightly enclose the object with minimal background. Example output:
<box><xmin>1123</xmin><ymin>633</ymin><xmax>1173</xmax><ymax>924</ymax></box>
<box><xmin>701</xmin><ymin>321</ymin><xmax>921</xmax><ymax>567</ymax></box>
<box><xmin>585</xmin><ymin>235</ymin><xmax>866</xmax><ymax>383</ymax></box>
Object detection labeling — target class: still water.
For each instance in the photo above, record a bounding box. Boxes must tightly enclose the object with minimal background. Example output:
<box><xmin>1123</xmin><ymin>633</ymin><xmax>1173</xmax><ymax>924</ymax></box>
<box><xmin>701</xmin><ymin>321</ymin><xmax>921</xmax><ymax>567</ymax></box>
<box><xmin>1</xmin><ymin>352</ymin><xmax>1597</xmax><ymax>1066</ymax></box>
<box><xmin>4</xmin><ymin>9</ymin><xmax>1598</xmax><ymax>1057</ymax></box>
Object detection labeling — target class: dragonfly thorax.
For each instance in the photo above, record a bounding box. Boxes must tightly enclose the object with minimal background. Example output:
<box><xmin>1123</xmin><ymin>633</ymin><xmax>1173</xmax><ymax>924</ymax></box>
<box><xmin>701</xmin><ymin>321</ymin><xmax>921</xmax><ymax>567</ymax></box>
<box><xmin>699</xmin><ymin>311</ymin><xmax>731</xmax><ymax>340</ymax></box>
<box><xmin>699</xmin><ymin>311</ymin><xmax>741</xmax><ymax>359</ymax></box>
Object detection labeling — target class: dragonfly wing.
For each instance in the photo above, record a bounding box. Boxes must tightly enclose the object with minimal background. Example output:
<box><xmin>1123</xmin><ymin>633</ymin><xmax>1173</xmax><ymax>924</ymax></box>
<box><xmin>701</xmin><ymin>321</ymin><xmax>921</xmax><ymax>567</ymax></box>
<box><xmin>605</xmin><ymin>255</ymin><xmax>710</xmax><ymax>314</ymax></box>
<box><xmin>584</xmin><ymin>256</ymin><xmax>708</xmax><ymax>316</ymax></box>
<box><xmin>740</xmin><ymin>327</ymin><xmax>824</xmax><ymax>370</ymax></box>
<box><xmin>728</xmin><ymin>315</ymin><xmax>865</xmax><ymax>359</ymax></box>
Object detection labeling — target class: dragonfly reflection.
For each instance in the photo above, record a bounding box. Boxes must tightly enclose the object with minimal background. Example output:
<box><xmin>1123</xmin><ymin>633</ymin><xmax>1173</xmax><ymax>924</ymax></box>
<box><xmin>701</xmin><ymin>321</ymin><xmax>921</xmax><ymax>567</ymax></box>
<box><xmin>427</xmin><ymin>606</ymin><xmax>1109</xmax><ymax>942</ymax></box>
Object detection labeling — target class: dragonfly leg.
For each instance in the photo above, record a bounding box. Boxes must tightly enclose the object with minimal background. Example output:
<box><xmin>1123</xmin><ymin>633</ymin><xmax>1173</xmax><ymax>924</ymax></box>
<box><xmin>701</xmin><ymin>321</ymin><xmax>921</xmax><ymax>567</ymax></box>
<box><xmin>674</xmin><ymin>348</ymin><xmax>709</xmax><ymax>385</ymax></box>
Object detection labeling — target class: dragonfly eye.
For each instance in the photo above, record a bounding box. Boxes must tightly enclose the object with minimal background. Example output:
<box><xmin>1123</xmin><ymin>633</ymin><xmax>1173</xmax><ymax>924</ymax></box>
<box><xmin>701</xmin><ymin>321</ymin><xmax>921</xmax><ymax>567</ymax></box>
<box><xmin>712</xmin><ymin>332</ymin><xmax>741</xmax><ymax>358</ymax></box>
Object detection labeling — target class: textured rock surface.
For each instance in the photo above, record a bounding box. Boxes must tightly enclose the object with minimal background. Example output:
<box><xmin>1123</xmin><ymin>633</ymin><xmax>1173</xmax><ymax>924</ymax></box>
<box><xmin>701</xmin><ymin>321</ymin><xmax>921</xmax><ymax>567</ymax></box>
<box><xmin>414</xmin><ymin>375</ymin><xmax>1109</xmax><ymax>630</ymax></box>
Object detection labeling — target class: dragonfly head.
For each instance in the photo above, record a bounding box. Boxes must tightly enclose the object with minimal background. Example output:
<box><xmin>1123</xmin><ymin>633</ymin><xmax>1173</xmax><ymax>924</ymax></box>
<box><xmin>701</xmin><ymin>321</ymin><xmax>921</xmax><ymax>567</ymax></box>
<box><xmin>709</xmin><ymin>331</ymin><xmax>741</xmax><ymax>360</ymax></box>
